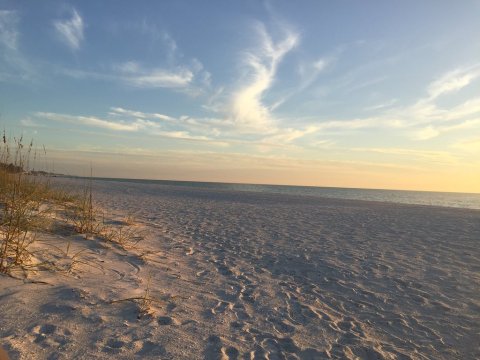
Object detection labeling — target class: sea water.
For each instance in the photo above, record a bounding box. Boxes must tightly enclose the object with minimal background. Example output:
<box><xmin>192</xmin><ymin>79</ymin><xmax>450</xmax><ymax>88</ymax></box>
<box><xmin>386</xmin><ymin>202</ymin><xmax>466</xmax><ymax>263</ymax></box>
<box><xmin>80</xmin><ymin>177</ymin><xmax>480</xmax><ymax>210</ymax></box>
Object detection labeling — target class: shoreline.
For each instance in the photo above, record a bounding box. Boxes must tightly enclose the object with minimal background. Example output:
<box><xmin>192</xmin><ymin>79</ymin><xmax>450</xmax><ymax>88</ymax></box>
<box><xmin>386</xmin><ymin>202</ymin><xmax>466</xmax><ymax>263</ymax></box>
<box><xmin>54</xmin><ymin>175</ymin><xmax>480</xmax><ymax>211</ymax></box>
<box><xmin>1</xmin><ymin>177</ymin><xmax>479</xmax><ymax>359</ymax></box>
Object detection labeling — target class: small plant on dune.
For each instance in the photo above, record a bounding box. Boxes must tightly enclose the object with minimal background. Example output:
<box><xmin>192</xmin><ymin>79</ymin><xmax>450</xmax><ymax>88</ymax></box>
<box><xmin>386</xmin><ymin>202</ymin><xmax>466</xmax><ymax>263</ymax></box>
<box><xmin>108</xmin><ymin>274</ymin><xmax>163</xmax><ymax>319</ymax></box>
<box><xmin>137</xmin><ymin>275</ymin><xmax>153</xmax><ymax>318</ymax></box>
<box><xmin>67</xmin><ymin>177</ymin><xmax>104</xmax><ymax>238</ymax></box>
<box><xmin>100</xmin><ymin>225</ymin><xmax>145</xmax><ymax>249</ymax></box>
<box><xmin>122</xmin><ymin>212</ymin><xmax>137</xmax><ymax>226</ymax></box>
<box><xmin>42</xmin><ymin>240</ymin><xmax>99</xmax><ymax>274</ymax></box>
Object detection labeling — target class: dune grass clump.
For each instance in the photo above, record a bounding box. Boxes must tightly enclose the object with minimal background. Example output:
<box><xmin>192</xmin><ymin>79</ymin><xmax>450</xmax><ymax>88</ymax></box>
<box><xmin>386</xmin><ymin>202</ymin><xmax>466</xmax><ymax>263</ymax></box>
<box><xmin>108</xmin><ymin>274</ymin><xmax>163</xmax><ymax>319</ymax></box>
<box><xmin>66</xmin><ymin>180</ymin><xmax>104</xmax><ymax>238</ymax></box>
<box><xmin>0</xmin><ymin>131</ymin><xmax>144</xmax><ymax>277</ymax></box>
<box><xmin>101</xmin><ymin>225</ymin><xmax>145</xmax><ymax>249</ymax></box>
<box><xmin>0</xmin><ymin>134</ymin><xmax>52</xmax><ymax>274</ymax></box>
<box><xmin>65</xmin><ymin>182</ymin><xmax>145</xmax><ymax>249</ymax></box>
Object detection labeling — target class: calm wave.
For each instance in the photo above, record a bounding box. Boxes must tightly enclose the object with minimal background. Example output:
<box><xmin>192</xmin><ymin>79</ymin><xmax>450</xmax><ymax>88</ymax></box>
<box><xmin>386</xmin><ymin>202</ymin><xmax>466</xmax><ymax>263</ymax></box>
<box><xmin>75</xmin><ymin>177</ymin><xmax>480</xmax><ymax>210</ymax></box>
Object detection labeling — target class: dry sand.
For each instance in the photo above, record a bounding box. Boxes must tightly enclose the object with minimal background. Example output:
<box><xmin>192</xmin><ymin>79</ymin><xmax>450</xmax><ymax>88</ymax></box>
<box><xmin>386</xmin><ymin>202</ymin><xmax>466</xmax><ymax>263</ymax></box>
<box><xmin>1</xmin><ymin>178</ymin><xmax>479</xmax><ymax>359</ymax></box>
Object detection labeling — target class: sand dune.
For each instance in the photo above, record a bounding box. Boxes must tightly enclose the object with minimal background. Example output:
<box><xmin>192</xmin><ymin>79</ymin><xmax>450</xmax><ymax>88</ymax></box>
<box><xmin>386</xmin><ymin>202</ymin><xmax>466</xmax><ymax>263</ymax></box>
<box><xmin>1</xmin><ymin>178</ymin><xmax>479</xmax><ymax>359</ymax></box>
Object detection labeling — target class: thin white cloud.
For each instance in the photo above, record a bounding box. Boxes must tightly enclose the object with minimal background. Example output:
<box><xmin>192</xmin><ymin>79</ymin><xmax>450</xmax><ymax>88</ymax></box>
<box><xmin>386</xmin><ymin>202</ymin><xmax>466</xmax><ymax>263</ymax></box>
<box><xmin>35</xmin><ymin>112</ymin><xmax>152</xmax><ymax>132</ymax></box>
<box><xmin>269</xmin><ymin>56</ymin><xmax>332</xmax><ymax>111</ymax></box>
<box><xmin>54</xmin><ymin>9</ymin><xmax>84</xmax><ymax>50</ymax></box>
<box><xmin>364</xmin><ymin>99</ymin><xmax>398</xmax><ymax>111</ymax></box>
<box><xmin>114</xmin><ymin>60</ymin><xmax>194</xmax><ymax>88</ymax></box>
<box><xmin>115</xmin><ymin>61</ymin><xmax>141</xmax><ymax>74</ymax></box>
<box><xmin>427</xmin><ymin>65</ymin><xmax>480</xmax><ymax>100</ymax></box>
<box><xmin>161</xmin><ymin>31</ymin><xmax>178</xmax><ymax>64</ymax></box>
<box><xmin>121</xmin><ymin>66</ymin><xmax>193</xmax><ymax>88</ymax></box>
<box><xmin>20</xmin><ymin>117</ymin><xmax>43</xmax><ymax>127</ymax></box>
<box><xmin>345</xmin><ymin>65</ymin><xmax>480</xmax><ymax>140</ymax></box>
<box><xmin>261</xmin><ymin>126</ymin><xmax>318</xmax><ymax>145</ymax></box>
<box><xmin>202</xmin><ymin>60</ymin><xmax>480</xmax><ymax>147</ymax></box>
<box><xmin>111</xmin><ymin>28</ymin><xmax>209</xmax><ymax>93</ymax></box>
<box><xmin>0</xmin><ymin>10</ymin><xmax>18</xmax><ymax>50</ymax></box>
<box><xmin>109</xmin><ymin>107</ymin><xmax>176</xmax><ymax>122</ymax></box>
<box><xmin>229</xmin><ymin>22</ymin><xmax>298</xmax><ymax>132</ymax></box>
<box><xmin>413</xmin><ymin>126</ymin><xmax>440</xmax><ymax>140</ymax></box>
<box><xmin>343</xmin><ymin>76</ymin><xmax>387</xmax><ymax>94</ymax></box>
<box><xmin>60</xmin><ymin>29</ymin><xmax>208</xmax><ymax>92</ymax></box>
<box><xmin>33</xmin><ymin>110</ymin><xmax>227</xmax><ymax>146</ymax></box>
<box><xmin>0</xmin><ymin>10</ymin><xmax>36</xmax><ymax>82</ymax></box>
<box><xmin>61</xmin><ymin>62</ymin><xmax>196</xmax><ymax>89</ymax></box>
<box><xmin>151</xmin><ymin>130</ymin><xmax>225</xmax><ymax>144</ymax></box>
<box><xmin>413</xmin><ymin>118</ymin><xmax>480</xmax><ymax>140</ymax></box>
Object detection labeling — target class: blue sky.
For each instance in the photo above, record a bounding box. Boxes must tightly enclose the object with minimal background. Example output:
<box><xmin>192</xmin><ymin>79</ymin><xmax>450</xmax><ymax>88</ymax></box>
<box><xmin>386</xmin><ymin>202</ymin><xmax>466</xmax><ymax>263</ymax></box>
<box><xmin>1</xmin><ymin>1</ymin><xmax>479</xmax><ymax>191</ymax></box>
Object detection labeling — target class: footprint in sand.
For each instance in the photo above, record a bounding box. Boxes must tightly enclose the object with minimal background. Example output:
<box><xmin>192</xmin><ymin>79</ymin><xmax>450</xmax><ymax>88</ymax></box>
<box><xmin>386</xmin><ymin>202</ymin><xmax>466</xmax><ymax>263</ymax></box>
<box><xmin>158</xmin><ymin>316</ymin><xmax>180</xmax><ymax>326</ymax></box>
<box><xmin>134</xmin><ymin>340</ymin><xmax>166</xmax><ymax>356</ymax></box>
<box><xmin>196</xmin><ymin>269</ymin><xmax>209</xmax><ymax>277</ymax></box>
<box><xmin>101</xmin><ymin>338</ymin><xmax>127</xmax><ymax>354</ymax></box>
<box><xmin>211</xmin><ymin>300</ymin><xmax>233</xmax><ymax>315</ymax></box>
<box><xmin>30</xmin><ymin>324</ymin><xmax>70</xmax><ymax>348</ymax></box>
<box><xmin>247</xmin><ymin>330</ymin><xmax>304</xmax><ymax>359</ymax></box>
<box><xmin>268</xmin><ymin>317</ymin><xmax>295</xmax><ymax>334</ymax></box>
<box><xmin>239</xmin><ymin>284</ymin><xmax>257</xmax><ymax>303</ymax></box>
<box><xmin>232</xmin><ymin>303</ymin><xmax>251</xmax><ymax>321</ymax></box>
<box><xmin>204</xmin><ymin>335</ymin><xmax>239</xmax><ymax>360</ymax></box>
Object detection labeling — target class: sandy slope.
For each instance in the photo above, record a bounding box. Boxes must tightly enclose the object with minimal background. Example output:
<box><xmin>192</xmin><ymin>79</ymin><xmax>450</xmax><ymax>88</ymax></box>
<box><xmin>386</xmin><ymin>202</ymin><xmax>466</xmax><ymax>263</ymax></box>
<box><xmin>1</xmin><ymin>178</ymin><xmax>479</xmax><ymax>359</ymax></box>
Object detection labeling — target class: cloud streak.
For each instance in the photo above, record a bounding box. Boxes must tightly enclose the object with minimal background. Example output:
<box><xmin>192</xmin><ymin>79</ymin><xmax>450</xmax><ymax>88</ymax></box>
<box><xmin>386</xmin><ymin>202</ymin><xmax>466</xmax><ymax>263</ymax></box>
<box><xmin>0</xmin><ymin>10</ymin><xmax>36</xmax><ymax>82</ymax></box>
<box><xmin>33</xmin><ymin>110</ymin><xmax>228</xmax><ymax>145</ymax></box>
<box><xmin>427</xmin><ymin>65</ymin><xmax>480</xmax><ymax>100</ymax></box>
<box><xmin>229</xmin><ymin>22</ymin><xmax>298</xmax><ymax>132</ymax></box>
<box><xmin>109</xmin><ymin>107</ymin><xmax>176</xmax><ymax>122</ymax></box>
<box><xmin>115</xmin><ymin>61</ymin><xmax>194</xmax><ymax>88</ymax></box>
<box><xmin>0</xmin><ymin>10</ymin><xmax>18</xmax><ymax>50</ymax></box>
<box><xmin>35</xmin><ymin>111</ymin><xmax>154</xmax><ymax>132</ymax></box>
<box><xmin>54</xmin><ymin>9</ymin><xmax>84</xmax><ymax>50</ymax></box>
<box><xmin>60</xmin><ymin>28</ymin><xmax>209</xmax><ymax>93</ymax></box>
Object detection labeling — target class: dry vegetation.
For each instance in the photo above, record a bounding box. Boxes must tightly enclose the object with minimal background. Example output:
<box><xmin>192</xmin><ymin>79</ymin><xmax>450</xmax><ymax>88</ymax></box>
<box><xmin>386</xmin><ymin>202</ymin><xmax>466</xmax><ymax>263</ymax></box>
<box><xmin>0</xmin><ymin>133</ymin><xmax>145</xmax><ymax>277</ymax></box>
<box><xmin>0</xmin><ymin>134</ymin><xmax>49</xmax><ymax>274</ymax></box>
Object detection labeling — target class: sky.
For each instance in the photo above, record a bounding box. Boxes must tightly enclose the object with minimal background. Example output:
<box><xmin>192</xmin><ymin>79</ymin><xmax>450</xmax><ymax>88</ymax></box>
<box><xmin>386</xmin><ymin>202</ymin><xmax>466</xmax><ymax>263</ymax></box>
<box><xmin>1</xmin><ymin>0</ymin><xmax>479</xmax><ymax>192</ymax></box>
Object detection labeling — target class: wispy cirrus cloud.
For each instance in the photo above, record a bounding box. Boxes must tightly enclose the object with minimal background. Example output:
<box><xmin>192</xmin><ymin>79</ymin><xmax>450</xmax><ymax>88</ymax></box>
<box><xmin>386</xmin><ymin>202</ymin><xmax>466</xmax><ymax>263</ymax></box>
<box><xmin>269</xmin><ymin>56</ymin><xmax>333</xmax><ymax>111</ymax></box>
<box><xmin>54</xmin><ymin>9</ymin><xmax>84</xmax><ymax>50</ymax></box>
<box><xmin>60</xmin><ymin>62</ymin><xmax>198</xmax><ymax>90</ymax></box>
<box><xmin>261</xmin><ymin>126</ymin><xmax>318</xmax><ymax>145</ymax></box>
<box><xmin>33</xmin><ymin>110</ymin><xmax>227</xmax><ymax>145</ymax></box>
<box><xmin>60</xmin><ymin>26</ymin><xmax>209</xmax><ymax>94</ymax></box>
<box><xmin>319</xmin><ymin>64</ymin><xmax>480</xmax><ymax>140</ymax></box>
<box><xmin>427</xmin><ymin>65</ymin><xmax>480</xmax><ymax>100</ymax></box>
<box><xmin>35</xmin><ymin>111</ymin><xmax>156</xmax><ymax>132</ymax></box>
<box><xmin>228</xmin><ymin>22</ymin><xmax>298</xmax><ymax>132</ymax></box>
<box><xmin>262</xmin><ymin>64</ymin><xmax>480</xmax><ymax>143</ymax></box>
<box><xmin>392</xmin><ymin>65</ymin><xmax>480</xmax><ymax>139</ymax></box>
<box><xmin>114</xmin><ymin>61</ymin><xmax>194</xmax><ymax>88</ymax></box>
<box><xmin>0</xmin><ymin>10</ymin><xmax>36</xmax><ymax>82</ymax></box>
<box><xmin>109</xmin><ymin>107</ymin><xmax>176</xmax><ymax>122</ymax></box>
<box><xmin>0</xmin><ymin>10</ymin><xmax>18</xmax><ymax>49</ymax></box>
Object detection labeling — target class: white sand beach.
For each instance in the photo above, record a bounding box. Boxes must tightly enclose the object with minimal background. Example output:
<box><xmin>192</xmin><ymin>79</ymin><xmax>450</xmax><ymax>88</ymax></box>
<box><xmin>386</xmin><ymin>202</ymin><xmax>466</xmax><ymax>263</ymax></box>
<box><xmin>1</xmin><ymin>178</ymin><xmax>479</xmax><ymax>359</ymax></box>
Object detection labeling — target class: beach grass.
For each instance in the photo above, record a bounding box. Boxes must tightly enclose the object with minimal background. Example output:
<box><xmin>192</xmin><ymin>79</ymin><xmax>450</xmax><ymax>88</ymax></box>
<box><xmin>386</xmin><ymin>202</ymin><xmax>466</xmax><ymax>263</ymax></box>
<box><xmin>0</xmin><ymin>134</ymin><xmax>49</xmax><ymax>274</ymax></box>
<box><xmin>0</xmin><ymin>133</ymin><xmax>140</xmax><ymax>276</ymax></box>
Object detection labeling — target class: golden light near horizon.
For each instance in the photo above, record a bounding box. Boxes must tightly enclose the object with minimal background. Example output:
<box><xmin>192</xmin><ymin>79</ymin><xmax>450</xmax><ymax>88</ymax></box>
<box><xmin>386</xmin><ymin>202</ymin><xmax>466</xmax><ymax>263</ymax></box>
<box><xmin>44</xmin><ymin>148</ymin><xmax>480</xmax><ymax>194</ymax></box>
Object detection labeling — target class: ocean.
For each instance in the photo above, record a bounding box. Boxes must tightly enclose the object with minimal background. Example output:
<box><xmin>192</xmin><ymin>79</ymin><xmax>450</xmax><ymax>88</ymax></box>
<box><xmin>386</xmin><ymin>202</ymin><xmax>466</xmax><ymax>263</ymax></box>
<box><xmin>76</xmin><ymin>177</ymin><xmax>480</xmax><ymax>210</ymax></box>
